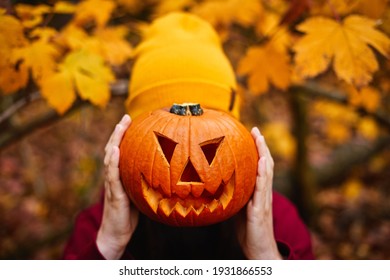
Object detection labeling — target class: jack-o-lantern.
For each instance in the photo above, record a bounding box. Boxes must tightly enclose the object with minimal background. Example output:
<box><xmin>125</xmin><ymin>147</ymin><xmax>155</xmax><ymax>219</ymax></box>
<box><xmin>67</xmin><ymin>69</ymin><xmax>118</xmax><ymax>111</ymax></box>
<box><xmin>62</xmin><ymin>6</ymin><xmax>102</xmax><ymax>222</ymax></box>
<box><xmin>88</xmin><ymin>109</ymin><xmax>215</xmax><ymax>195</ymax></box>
<box><xmin>119</xmin><ymin>104</ymin><xmax>258</xmax><ymax>226</ymax></box>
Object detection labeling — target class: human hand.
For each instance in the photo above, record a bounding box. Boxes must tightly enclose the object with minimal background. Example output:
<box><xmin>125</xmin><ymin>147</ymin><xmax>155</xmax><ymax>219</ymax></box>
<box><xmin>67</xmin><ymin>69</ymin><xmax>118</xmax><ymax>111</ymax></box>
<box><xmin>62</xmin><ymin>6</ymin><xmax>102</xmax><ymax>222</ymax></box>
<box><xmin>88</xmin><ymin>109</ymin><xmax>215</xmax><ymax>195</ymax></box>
<box><xmin>236</xmin><ymin>127</ymin><xmax>282</xmax><ymax>260</ymax></box>
<box><xmin>96</xmin><ymin>114</ymin><xmax>139</xmax><ymax>259</ymax></box>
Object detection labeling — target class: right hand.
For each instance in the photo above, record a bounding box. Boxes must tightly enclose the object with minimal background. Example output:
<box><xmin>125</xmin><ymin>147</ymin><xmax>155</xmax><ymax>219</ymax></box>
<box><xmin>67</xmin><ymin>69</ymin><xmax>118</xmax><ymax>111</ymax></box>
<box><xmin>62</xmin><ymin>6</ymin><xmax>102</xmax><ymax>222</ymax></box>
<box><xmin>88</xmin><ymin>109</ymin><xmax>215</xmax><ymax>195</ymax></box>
<box><xmin>96</xmin><ymin>114</ymin><xmax>139</xmax><ymax>259</ymax></box>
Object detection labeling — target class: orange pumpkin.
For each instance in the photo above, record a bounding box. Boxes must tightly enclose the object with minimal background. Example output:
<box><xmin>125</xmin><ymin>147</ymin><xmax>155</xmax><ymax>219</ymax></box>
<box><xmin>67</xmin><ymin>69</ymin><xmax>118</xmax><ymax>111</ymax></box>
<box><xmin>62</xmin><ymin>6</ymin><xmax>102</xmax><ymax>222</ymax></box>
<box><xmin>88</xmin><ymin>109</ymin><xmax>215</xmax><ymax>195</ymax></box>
<box><xmin>119</xmin><ymin>104</ymin><xmax>258</xmax><ymax>226</ymax></box>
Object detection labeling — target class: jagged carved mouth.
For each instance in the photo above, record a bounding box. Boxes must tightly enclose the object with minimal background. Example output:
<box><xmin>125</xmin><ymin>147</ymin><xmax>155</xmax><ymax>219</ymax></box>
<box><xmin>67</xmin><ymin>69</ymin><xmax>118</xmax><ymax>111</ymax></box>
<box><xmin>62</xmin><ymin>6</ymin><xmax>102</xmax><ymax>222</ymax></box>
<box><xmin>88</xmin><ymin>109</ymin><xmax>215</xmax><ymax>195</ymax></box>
<box><xmin>141</xmin><ymin>173</ymin><xmax>235</xmax><ymax>218</ymax></box>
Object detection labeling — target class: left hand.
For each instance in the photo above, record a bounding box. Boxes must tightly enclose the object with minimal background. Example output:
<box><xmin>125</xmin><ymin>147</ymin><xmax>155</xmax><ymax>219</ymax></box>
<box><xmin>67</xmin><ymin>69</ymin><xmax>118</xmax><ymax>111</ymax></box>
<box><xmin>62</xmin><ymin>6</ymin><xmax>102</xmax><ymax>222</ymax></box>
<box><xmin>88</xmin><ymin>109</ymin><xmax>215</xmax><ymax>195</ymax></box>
<box><xmin>236</xmin><ymin>127</ymin><xmax>282</xmax><ymax>260</ymax></box>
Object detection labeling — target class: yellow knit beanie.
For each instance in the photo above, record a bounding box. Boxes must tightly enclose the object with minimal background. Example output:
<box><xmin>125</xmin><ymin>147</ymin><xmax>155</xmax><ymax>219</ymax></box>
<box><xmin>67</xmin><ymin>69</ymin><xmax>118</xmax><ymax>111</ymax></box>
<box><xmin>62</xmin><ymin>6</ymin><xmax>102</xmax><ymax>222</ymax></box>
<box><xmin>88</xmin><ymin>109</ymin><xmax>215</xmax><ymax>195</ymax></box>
<box><xmin>126</xmin><ymin>12</ymin><xmax>240</xmax><ymax>119</ymax></box>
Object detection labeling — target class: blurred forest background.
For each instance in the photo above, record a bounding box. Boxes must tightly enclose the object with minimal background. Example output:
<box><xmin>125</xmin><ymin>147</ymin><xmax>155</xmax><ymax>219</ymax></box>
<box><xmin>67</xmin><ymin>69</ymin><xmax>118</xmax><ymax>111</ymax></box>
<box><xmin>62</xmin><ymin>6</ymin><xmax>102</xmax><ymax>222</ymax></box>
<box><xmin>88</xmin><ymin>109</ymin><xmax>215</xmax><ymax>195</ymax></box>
<box><xmin>1</xmin><ymin>0</ymin><xmax>390</xmax><ymax>259</ymax></box>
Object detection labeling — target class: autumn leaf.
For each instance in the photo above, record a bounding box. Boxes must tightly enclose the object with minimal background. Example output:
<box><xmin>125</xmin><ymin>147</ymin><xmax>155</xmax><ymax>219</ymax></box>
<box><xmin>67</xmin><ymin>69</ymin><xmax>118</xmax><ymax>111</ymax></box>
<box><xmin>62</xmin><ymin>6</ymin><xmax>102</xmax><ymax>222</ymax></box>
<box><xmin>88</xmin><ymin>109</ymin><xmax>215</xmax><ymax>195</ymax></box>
<box><xmin>261</xmin><ymin>122</ymin><xmax>296</xmax><ymax>160</ymax></box>
<box><xmin>14</xmin><ymin>4</ymin><xmax>51</xmax><ymax>28</ymax></box>
<box><xmin>325</xmin><ymin>120</ymin><xmax>351</xmax><ymax>144</ymax></box>
<box><xmin>74</xmin><ymin>0</ymin><xmax>116</xmax><ymax>28</ymax></box>
<box><xmin>346</xmin><ymin>85</ymin><xmax>381</xmax><ymax>112</ymax></box>
<box><xmin>356</xmin><ymin>0</ymin><xmax>389</xmax><ymax>19</ymax></box>
<box><xmin>342</xmin><ymin>179</ymin><xmax>363</xmax><ymax>201</ymax></box>
<box><xmin>53</xmin><ymin>1</ymin><xmax>77</xmax><ymax>14</ymax></box>
<box><xmin>192</xmin><ymin>0</ymin><xmax>262</xmax><ymax>30</ymax></box>
<box><xmin>29</xmin><ymin>27</ymin><xmax>58</xmax><ymax>42</ymax></box>
<box><xmin>87</xmin><ymin>27</ymin><xmax>133</xmax><ymax>65</ymax></box>
<box><xmin>0</xmin><ymin>12</ymin><xmax>28</xmax><ymax>94</ymax></box>
<box><xmin>293</xmin><ymin>15</ymin><xmax>390</xmax><ymax>87</ymax></box>
<box><xmin>40</xmin><ymin>70</ymin><xmax>75</xmax><ymax>114</ymax></box>
<box><xmin>357</xmin><ymin>117</ymin><xmax>379</xmax><ymax>140</ymax></box>
<box><xmin>153</xmin><ymin>0</ymin><xmax>195</xmax><ymax>17</ymax></box>
<box><xmin>313</xmin><ymin>100</ymin><xmax>359</xmax><ymax>144</ymax></box>
<box><xmin>238</xmin><ymin>41</ymin><xmax>291</xmax><ymax>95</ymax></box>
<box><xmin>12</xmin><ymin>39</ymin><xmax>60</xmax><ymax>85</ymax></box>
<box><xmin>41</xmin><ymin>50</ymin><xmax>115</xmax><ymax>114</ymax></box>
<box><xmin>310</xmin><ymin>0</ymin><xmax>360</xmax><ymax>18</ymax></box>
<box><xmin>117</xmin><ymin>0</ymin><xmax>145</xmax><ymax>14</ymax></box>
<box><xmin>57</xmin><ymin>24</ymin><xmax>132</xmax><ymax>65</ymax></box>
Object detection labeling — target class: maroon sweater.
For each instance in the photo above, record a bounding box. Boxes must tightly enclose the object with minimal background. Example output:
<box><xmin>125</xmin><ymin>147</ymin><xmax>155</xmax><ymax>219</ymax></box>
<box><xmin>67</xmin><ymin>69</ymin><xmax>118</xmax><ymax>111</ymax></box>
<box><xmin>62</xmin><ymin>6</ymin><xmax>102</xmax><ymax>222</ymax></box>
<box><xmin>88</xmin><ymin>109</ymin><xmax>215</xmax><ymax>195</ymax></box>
<box><xmin>63</xmin><ymin>191</ymin><xmax>315</xmax><ymax>260</ymax></box>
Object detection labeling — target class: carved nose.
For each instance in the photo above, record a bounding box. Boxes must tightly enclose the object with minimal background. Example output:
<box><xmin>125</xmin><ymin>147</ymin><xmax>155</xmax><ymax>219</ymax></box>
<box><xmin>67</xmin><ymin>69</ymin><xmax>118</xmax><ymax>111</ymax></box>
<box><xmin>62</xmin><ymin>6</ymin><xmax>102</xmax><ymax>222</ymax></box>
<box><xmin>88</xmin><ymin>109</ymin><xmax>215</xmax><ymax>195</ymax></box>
<box><xmin>180</xmin><ymin>159</ymin><xmax>202</xmax><ymax>183</ymax></box>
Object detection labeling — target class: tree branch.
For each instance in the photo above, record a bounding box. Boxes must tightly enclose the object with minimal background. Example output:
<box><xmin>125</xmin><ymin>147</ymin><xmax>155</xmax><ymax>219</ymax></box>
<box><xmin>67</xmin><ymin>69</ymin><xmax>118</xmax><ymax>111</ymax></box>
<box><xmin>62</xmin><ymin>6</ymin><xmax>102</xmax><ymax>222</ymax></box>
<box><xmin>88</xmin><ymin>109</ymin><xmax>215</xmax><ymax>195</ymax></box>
<box><xmin>0</xmin><ymin>79</ymin><xmax>128</xmax><ymax>150</ymax></box>
<box><xmin>291</xmin><ymin>81</ymin><xmax>390</xmax><ymax>131</ymax></box>
<box><xmin>290</xmin><ymin>87</ymin><xmax>318</xmax><ymax>224</ymax></box>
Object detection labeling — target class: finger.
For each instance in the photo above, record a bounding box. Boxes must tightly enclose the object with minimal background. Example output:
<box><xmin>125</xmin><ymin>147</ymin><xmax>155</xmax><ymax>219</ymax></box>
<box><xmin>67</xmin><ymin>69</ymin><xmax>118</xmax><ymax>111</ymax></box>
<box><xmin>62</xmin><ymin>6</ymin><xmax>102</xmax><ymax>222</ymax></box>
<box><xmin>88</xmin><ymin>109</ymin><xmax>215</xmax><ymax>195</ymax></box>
<box><xmin>106</xmin><ymin>146</ymin><xmax>126</xmax><ymax>199</ymax></box>
<box><xmin>105</xmin><ymin>115</ymin><xmax>132</xmax><ymax>153</ymax></box>
<box><xmin>104</xmin><ymin>129</ymin><xmax>118</xmax><ymax>166</ymax></box>
<box><xmin>251</xmin><ymin>127</ymin><xmax>267</xmax><ymax>160</ymax></box>
<box><xmin>253</xmin><ymin>157</ymin><xmax>267</xmax><ymax>206</ymax></box>
<box><xmin>251</xmin><ymin>127</ymin><xmax>274</xmax><ymax>170</ymax></box>
<box><xmin>110</xmin><ymin>115</ymin><xmax>131</xmax><ymax>149</ymax></box>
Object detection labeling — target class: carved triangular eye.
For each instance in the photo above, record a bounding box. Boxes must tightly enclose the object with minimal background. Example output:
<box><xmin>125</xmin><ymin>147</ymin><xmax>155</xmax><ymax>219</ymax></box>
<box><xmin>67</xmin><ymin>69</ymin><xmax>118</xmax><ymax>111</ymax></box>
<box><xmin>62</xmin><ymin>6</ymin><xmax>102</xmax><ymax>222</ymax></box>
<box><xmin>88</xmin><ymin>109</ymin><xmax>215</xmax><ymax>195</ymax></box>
<box><xmin>155</xmin><ymin>132</ymin><xmax>177</xmax><ymax>164</ymax></box>
<box><xmin>200</xmin><ymin>136</ymin><xmax>224</xmax><ymax>165</ymax></box>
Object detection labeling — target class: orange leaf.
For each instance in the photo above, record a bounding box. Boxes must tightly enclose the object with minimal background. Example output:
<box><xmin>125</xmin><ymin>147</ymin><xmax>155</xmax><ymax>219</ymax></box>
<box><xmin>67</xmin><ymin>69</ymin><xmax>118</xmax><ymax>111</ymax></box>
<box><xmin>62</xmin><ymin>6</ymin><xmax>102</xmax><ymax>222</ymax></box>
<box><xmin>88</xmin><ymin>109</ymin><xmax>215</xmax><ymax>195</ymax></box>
<box><xmin>0</xmin><ymin>12</ymin><xmax>28</xmax><ymax>94</ymax></box>
<box><xmin>357</xmin><ymin>117</ymin><xmax>379</xmax><ymax>140</ymax></box>
<box><xmin>346</xmin><ymin>85</ymin><xmax>381</xmax><ymax>112</ymax></box>
<box><xmin>293</xmin><ymin>15</ymin><xmax>390</xmax><ymax>87</ymax></box>
<box><xmin>74</xmin><ymin>0</ymin><xmax>116</xmax><ymax>27</ymax></box>
<box><xmin>14</xmin><ymin>4</ymin><xmax>51</xmax><ymax>28</ymax></box>
<box><xmin>153</xmin><ymin>0</ymin><xmax>196</xmax><ymax>17</ymax></box>
<box><xmin>53</xmin><ymin>1</ymin><xmax>77</xmax><ymax>14</ymax></box>
<box><xmin>238</xmin><ymin>41</ymin><xmax>291</xmax><ymax>95</ymax></box>
<box><xmin>193</xmin><ymin>0</ymin><xmax>262</xmax><ymax>28</ymax></box>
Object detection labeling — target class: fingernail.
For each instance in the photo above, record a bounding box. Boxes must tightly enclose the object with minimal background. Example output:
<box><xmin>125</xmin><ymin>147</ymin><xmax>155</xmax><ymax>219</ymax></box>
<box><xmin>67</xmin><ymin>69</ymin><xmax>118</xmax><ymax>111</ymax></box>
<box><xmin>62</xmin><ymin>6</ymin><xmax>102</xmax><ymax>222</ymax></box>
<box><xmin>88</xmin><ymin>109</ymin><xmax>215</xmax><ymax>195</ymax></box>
<box><xmin>122</xmin><ymin>114</ymin><xmax>130</xmax><ymax>122</ymax></box>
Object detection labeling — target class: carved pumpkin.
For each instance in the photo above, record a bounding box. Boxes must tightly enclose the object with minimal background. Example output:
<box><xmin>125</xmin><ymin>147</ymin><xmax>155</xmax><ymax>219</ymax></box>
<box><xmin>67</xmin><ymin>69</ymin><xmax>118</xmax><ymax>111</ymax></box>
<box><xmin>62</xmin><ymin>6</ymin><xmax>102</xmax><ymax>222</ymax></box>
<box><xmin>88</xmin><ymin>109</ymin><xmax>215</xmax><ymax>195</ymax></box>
<box><xmin>119</xmin><ymin>104</ymin><xmax>258</xmax><ymax>227</ymax></box>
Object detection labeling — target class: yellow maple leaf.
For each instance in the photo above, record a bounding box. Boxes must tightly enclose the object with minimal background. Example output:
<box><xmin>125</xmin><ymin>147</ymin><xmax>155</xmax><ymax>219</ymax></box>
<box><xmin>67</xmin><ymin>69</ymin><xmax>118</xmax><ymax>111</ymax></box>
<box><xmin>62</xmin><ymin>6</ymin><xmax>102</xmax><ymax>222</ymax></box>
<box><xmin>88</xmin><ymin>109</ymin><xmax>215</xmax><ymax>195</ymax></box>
<box><xmin>313</xmin><ymin>100</ymin><xmax>360</xmax><ymax>144</ymax></box>
<box><xmin>260</xmin><ymin>122</ymin><xmax>296</xmax><ymax>160</ymax></box>
<box><xmin>0</xmin><ymin>12</ymin><xmax>28</xmax><ymax>94</ymax></box>
<box><xmin>325</xmin><ymin>120</ymin><xmax>351</xmax><ymax>144</ymax></box>
<box><xmin>346</xmin><ymin>85</ymin><xmax>381</xmax><ymax>112</ymax></box>
<box><xmin>12</xmin><ymin>40</ymin><xmax>60</xmax><ymax>85</ymax></box>
<box><xmin>87</xmin><ymin>27</ymin><xmax>133</xmax><ymax>65</ymax></box>
<box><xmin>14</xmin><ymin>4</ymin><xmax>51</xmax><ymax>28</ymax></box>
<box><xmin>192</xmin><ymin>0</ymin><xmax>262</xmax><ymax>29</ymax></box>
<box><xmin>293</xmin><ymin>15</ymin><xmax>390</xmax><ymax>87</ymax></box>
<box><xmin>40</xmin><ymin>70</ymin><xmax>75</xmax><ymax>114</ymax></box>
<box><xmin>40</xmin><ymin>50</ymin><xmax>115</xmax><ymax>114</ymax></box>
<box><xmin>342</xmin><ymin>179</ymin><xmax>363</xmax><ymax>201</ymax></box>
<box><xmin>56</xmin><ymin>24</ymin><xmax>132</xmax><ymax>65</ymax></box>
<box><xmin>29</xmin><ymin>27</ymin><xmax>58</xmax><ymax>42</ymax></box>
<box><xmin>56</xmin><ymin>24</ymin><xmax>89</xmax><ymax>50</ymax></box>
<box><xmin>310</xmin><ymin>0</ymin><xmax>360</xmax><ymax>18</ymax></box>
<box><xmin>313</xmin><ymin>100</ymin><xmax>359</xmax><ymax>125</ymax></box>
<box><xmin>153</xmin><ymin>0</ymin><xmax>195</xmax><ymax>17</ymax></box>
<box><xmin>53</xmin><ymin>1</ymin><xmax>77</xmax><ymax>14</ymax></box>
<box><xmin>117</xmin><ymin>0</ymin><xmax>145</xmax><ymax>13</ymax></box>
<box><xmin>74</xmin><ymin>0</ymin><xmax>116</xmax><ymax>28</ymax></box>
<box><xmin>357</xmin><ymin>117</ymin><xmax>379</xmax><ymax>140</ymax></box>
<box><xmin>238</xmin><ymin>41</ymin><xmax>291</xmax><ymax>95</ymax></box>
<box><xmin>357</xmin><ymin>0</ymin><xmax>388</xmax><ymax>19</ymax></box>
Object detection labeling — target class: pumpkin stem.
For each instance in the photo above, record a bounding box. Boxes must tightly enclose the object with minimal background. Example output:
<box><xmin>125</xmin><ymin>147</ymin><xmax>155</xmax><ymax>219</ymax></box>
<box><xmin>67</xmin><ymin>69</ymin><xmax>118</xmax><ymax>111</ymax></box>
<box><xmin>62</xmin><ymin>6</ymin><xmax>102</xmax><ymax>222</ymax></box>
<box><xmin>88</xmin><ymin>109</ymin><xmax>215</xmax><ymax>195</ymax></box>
<box><xmin>170</xmin><ymin>103</ymin><xmax>204</xmax><ymax>116</ymax></box>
